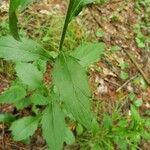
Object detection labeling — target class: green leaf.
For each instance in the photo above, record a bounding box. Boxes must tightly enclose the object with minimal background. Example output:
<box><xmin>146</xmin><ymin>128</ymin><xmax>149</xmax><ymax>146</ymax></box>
<box><xmin>9</xmin><ymin>0</ymin><xmax>34</xmax><ymax>40</ymax></box>
<box><xmin>142</xmin><ymin>131</ymin><xmax>150</xmax><ymax>140</ymax></box>
<box><xmin>0</xmin><ymin>36</ymin><xmax>51</xmax><ymax>62</ymax></box>
<box><xmin>35</xmin><ymin>60</ymin><xmax>47</xmax><ymax>74</ymax></box>
<box><xmin>9</xmin><ymin>0</ymin><xmax>20</xmax><ymax>40</ymax></box>
<box><xmin>30</xmin><ymin>92</ymin><xmax>49</xmax><ymax>105</ymax></box>
<box><xmin>131</xmin><ymin>105</ymin><xmax>141</xmax><ymax>122</ymax></box>
<box><xmin>144</xmin><ymin>119</ymin><xmax>150</xmax><ymax>127</ymax></box>
<box><xmin>129</xmin><ymin>132</ymin><xmax>141</xmax><ymax>143</ymax></box>
<box><xmin>114</xmin><ymin>137</ymin><xmax>127</xmax><ymax>150</ymax></box>
<box><xmin>53</xmin><ymin>53</ymin><xmax>94</xmax><ymax>129</ymax></box>
<box><xmin>111</xmin><ymin>45</ymin><xmax>121</xmax><ymax>52</ymax></box>
<box><xmin>10</xmin><ymin>116</ymin><xmax>39</xmax><ymax>141</ymax></box>
<box><xmin>76</xmin><ymin>123</ymin><xmax>84</xmax><ymax>135</ymax></box>
<box><xmin>135</xmin><ymin>33</ymin><xmax>145</xmax><ymax>48</ymax></box>
<box><xmin>96</xmin><ymin>30</ymin><xmax>105</xmax><ymax>37</ymax></box>
<box><xmin>71</xmin><ymin>42</ymin><xmax>105</xmax><ymax>67</ymax></box>
<box><xmin>15</xmin><ymin>63</ymin><xmax>43</xmax><ymax>88</ymax></box>
<box><xmin>19</xmin><ymin>0</ymin><xmax>35</xmax><ymax>10</ymax></box>
<box><xmin>128</xmin><ymin>93</ymin><xmax>136</xmax><ymax>101</ymax></box>
<box><xmin>120</xmin><ymin>71</ymin><xmax>129</xmax><ymax>80</ymax></box>
<box><xmin>92</xmin><ymin>143</ymin><xmax>101</xmax><ymax>150</ymax></box>
<box><xmin>68</xmin><ymin>0</ymin><xmax>93</xmax><ymax>20</ymax></box>
<box><xmin>41</xmin><ymin>98</ymin><xmax>66</xmax><ymax>150</ymax></box>
<box><xmin>118</xmin><ymin>120</ymin><xmax>128</xmax><ymax>128</ymax></box>
<box><xmin>103</xmin><ymin>113</ymin><xmax>113</xmax><ymax>129</ymax></box>
<box><xmin>65</xmin><ymin>128</ymin><xmax>75</xmax><ymax>145</ymax></box>
<box><xmin>15</xmin><ymin>97</ymin><xmax>32</xmax><ymax>110</ymax></box>
<box><xmin>0</xmin><ymin>86</ymin><xmax>26</xmax><ymax>104</ymax></box>
<box><xmin>0</xmin><ymin>113</ymin><xmax>16</xmax><ymax>123</ymax></box>
<box><xmin>32</xmin><ymin>105</ymin><xmax>40</xmax><ymax>115</ymax></box>
<box><xmin>134</xmin><ymin>99</ymin><xmax>143</xmax><ymax>107</ymax></box>
<box><xmin>59</xmin><ymin>0</ymin><xmax>94</xmax><ymax>50</ymax></box>
<box><xmin>119</xmin><ymin>62</ymin><xmax>129</xmax><ymax>70</ymax></box>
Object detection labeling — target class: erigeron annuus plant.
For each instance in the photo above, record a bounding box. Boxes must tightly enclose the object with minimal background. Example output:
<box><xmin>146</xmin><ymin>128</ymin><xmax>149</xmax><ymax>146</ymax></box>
<box><xmin>0</xmin><ymin>0</ymin><xmax>105</xmax><ymax>149</ymax></box>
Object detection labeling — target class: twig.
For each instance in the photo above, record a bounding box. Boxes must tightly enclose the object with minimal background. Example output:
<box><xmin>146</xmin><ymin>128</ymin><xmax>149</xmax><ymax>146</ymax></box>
<box><xmin>123</xmin><ymin>49</ymin><xmax>150</xmax><ymax>85</ymax></box>
<box><xmin>40</xmin><ymin>145</ymin><xmax>47</xmax><ymax>150</ymax></box>
<box><xmin>90</xmin><ymin>6</ymin><xmax>103</xmax><ymax>29</ymax></box>
<box><xmin>116</xmin><ymin>74</ymin><xmax>138</xmax><ymax>92</ymax></box>
<box><xmin>6</xmin><ymin>142</ymin><xmax>28</xmax><ymax>150</ymax></box>
<box><xmin>104</xmin><ymin>78</ymin><xmax>120</xmax><ymax>87</ymax></box>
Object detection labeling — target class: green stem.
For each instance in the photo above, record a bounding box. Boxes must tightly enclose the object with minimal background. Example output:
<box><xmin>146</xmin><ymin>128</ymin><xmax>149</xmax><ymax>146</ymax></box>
<box><xmin>59</xmin><ymin>1</ymin><xmax>73</xmax><ymax>51</ymax></box>
<box><xmin>9</xmin><ymin>0</ymin><xmax>21</xmax><ymax>41</ymax></box>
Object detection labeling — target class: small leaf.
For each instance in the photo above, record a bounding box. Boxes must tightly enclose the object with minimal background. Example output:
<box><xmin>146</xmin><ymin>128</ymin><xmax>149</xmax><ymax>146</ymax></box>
<box><xmin>36</xmin><ymin>60</ymin><xmax>47</xmax><ymax>73</ymax></box>
<box><xmin>30</xmin><ymin>92</ymin><xmax>49</xmax><ymax>105</ymax></box>
<box><xmin>119</xmin><ymin>62</ymin><xmax>129</xmax><ymax>70</ymax></box>
<box><xmin>103</xmin><ymin>113</ymin><xmax>112</xmax><ymax>129</ymax></box>
<box><xmin>41</xmin><ymin>99</ymin><xmax>66</xmax><ymax>150</ymax></box>
<box><xmin>0</xmin><ymin>113</ymin><xmax>16</xmax><ymax>123</ymax></box>
<box><xmin>10</xmin><ymin>116</ymin><xmax>39</xmax><ymax>141</ymax></box>
<box><xmin>71</xmin><ymin>42</ymin><xmax>105</xmax><ymax>67</ymax></box>
<box><xmin>128</xmin><ymin>93</ymin><xmax>136</xmax><ymax>101</ymax></box>
<box><xmin>15</xmin><ymin>63</ymin><xmax>43</xmax><ymax>88</ymax></box>
<box><xmin>32</xmin><ymin>105</ymin><xmax>40</xmax><ymax>115</ymax></box>
<box><xmin>65</xmin><ymin>128</ymin><xmax>75</xmax><ymax>145</ymax></box>
<box><xmin>111</xmin><ymin>45</ymin><xmax>121</xmax><ymax>52</ymax></box>
<box><xmin>92</xmin><ymin>143</ymin><xmax>101</xmax><ymax>150</ymax></box>
<box><xmin>142</xmin><ymin>131</ymin><xmax>150</xmax><ymax>140</ymax></box>
<box><xmin>144</xmin><ymin>119</ymin><xmax>150</xmax><ymax>127</ymax></box>
<box><xmin>120</xmin><ymin>71</ymin><xmax>129</xmax><ymax>80</ymax></box>
<box><xmin>134</xmin><ymin>99</ymin><xmax>143</xmax><ymax>107</ymax></box>
<box><xmin>15</xmin><ymin>97</ymin><xmax>32</xmax><ymax>110</ymax></box>
<box><xmin>135</xmin><ymin>33</ymin><xmax>145</xmax><ymax>48</ymax></box>
<box><xmin>131</xmin><ymin>105</ymin><xmax>141</xmax><ymax>122</ymax></box>
<box><xmin>114</xmin><ymin>137</ymin><xmax>127</xmax><ymax>150</ymax></box>
<box><xmin>129</xmin><ymin>132</ymin><xmax>141</xmax><ymax>143</ymax></box>
<box><xmin>0</xmin><ymin>86</ymin><xmax>26</xmax><ymax>104</ymax></box>
<box><xmin>118</xmin><ymin>120</ymin><xmax>128</xmax><ymax>128</ymax></box>
<box><xmin>96</xmin><ymin>30</ymin><xmax>105</xmax><ymax>37</ymax></box>
<box><xmin>76</xmin><ymin>123</ymin><xmax>84</xmax><ymax>135</ymax></box>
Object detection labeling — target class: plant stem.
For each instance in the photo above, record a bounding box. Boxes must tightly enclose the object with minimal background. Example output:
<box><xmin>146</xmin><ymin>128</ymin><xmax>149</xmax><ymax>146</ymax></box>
<box><xmin>59</xmin><ymin>1</ymin><xmax>73</xmax><ymax>51</ymax></box>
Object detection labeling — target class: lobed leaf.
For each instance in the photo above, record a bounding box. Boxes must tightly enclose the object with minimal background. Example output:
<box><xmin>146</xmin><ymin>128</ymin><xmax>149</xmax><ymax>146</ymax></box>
<box><xmin>65</xmin><ymin>127</ymin><xmax>75</xmax><ymax>145</ymax></box>
<box><xmin>71</xmin><ymin>42</ymin><xmax>105</xmax><ymax>67</ymax></box>
<box><xmin>30</xmin><ymin>92</ymin><xmax>49</xmax><ymax>105</ymax></box>
<box><xmin>15</xmin><ymin>62</ymin><xmax>43</xmax><ymax>88</ymax></box>
<box><xmin>53</xmin><ymin>53</ymin><xmax>94</xmax><ymax>129</ymax></box>
<box><xmin>10</xmin><ymin>116</ymin><xmax>39</xmax><ymax>141</ymax></box>
<box><xmin>41</xmin><ymin>93</ymin><xmax>66</xmax><ymax>150</ymax></box>
<box><xmin>0</xmin><ymin>36</ymin><xmax>51</xmax><ymax>62</ymax></box>
<box><xmin>15</xmin><ymin>97</ymin><xmax>32</xmax><ymax>110</ymax></box>
<box><xmin>0</xmin><ymin>86</ymin><xmax>26</xmax><ymax>104</ymax></box>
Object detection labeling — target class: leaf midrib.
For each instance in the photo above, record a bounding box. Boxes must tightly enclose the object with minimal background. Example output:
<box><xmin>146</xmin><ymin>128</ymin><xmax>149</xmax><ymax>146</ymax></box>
<box><xmin>61</xmin><ymin>54</ymin><xmax>91</xmax><ymax>125</ymax></box>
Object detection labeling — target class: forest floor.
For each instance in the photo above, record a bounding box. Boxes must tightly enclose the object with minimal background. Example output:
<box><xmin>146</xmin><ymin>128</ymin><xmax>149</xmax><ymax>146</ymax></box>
<box><xmin>0</xmin><ymin>0</ymin><xmax>150</xmax><ymax>149</ymax></box>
